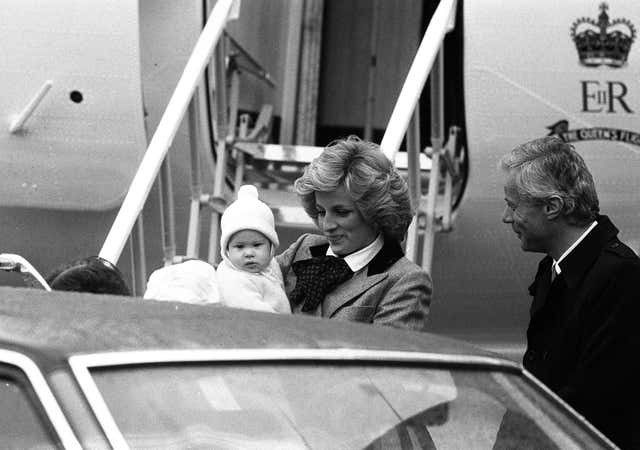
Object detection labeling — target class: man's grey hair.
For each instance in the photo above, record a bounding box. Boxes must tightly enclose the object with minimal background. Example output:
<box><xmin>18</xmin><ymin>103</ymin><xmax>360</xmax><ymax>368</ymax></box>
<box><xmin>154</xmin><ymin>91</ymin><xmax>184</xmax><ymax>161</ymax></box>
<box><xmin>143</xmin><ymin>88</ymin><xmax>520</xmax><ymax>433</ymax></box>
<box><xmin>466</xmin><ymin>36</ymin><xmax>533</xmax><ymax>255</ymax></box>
<box><xmin>499</xmin><ymin>136</ymin><xmax>599</xmax><ymax>225</ymax></box>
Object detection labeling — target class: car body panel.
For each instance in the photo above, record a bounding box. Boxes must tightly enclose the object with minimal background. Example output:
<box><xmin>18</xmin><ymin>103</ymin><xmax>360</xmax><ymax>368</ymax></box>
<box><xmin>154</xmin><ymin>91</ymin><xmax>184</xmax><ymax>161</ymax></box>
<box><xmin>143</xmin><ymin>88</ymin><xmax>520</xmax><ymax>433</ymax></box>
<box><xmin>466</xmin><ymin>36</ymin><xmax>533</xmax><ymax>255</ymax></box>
<box><xmin>0</xmin><ymin>286</ymin><xmax>499</xmax><ymax>363</ymax></box>
<box><xmin>0</xmin><ymin>287</ymin><xmax>617</xmax><ymax>449</ymax></box>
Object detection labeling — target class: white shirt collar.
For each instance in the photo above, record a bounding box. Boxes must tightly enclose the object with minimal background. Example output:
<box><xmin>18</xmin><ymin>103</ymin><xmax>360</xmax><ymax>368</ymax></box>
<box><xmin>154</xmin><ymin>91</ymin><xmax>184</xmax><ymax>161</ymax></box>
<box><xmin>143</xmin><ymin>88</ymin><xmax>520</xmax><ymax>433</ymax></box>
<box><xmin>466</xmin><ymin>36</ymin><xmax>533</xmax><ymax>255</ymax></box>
<box><xmin>553</xmin><ymin>220</ymin><xmax>598</xmax><ymax>274</ymax></box>
<box><xmin>327</xmin><ymin>234</ymin><xmax>384</xmax><ymax>272</ymax></box>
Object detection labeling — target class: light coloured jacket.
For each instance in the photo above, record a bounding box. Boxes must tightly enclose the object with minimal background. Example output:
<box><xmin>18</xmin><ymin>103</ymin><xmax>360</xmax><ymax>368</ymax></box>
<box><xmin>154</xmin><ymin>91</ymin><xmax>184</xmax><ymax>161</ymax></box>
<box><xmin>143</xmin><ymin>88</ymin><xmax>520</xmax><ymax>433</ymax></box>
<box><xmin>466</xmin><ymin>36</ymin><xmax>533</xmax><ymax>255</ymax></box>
<box><xmin>216</xmin><ymin>258</ymin><xmax>291</xmax><ymax>314</ymax></box>
<box><xmin>277</xmin><ymin>233</ymin><xmax>431</xmax><ymax>331</ymax></box>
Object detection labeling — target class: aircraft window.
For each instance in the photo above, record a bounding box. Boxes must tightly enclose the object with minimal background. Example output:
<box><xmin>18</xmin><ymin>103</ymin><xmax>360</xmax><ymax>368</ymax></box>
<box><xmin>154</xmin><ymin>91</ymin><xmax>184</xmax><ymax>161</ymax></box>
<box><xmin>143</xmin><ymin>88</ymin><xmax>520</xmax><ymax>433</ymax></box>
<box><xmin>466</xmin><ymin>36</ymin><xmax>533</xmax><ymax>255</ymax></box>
<box><xmin>69</xmin><ymin>90</ymin><xmax>84</xmax><ymax>104</ymax></box>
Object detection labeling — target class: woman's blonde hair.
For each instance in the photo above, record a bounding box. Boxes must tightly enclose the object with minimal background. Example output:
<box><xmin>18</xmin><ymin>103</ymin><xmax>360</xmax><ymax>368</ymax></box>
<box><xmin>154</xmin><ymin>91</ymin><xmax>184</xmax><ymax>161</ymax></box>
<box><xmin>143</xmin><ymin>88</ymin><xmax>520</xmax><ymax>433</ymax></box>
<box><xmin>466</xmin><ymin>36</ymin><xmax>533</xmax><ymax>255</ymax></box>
<box><xmin>295</xmin><ymin>136</ymin><xmax>413</xmax><ymax>242</ymax></box>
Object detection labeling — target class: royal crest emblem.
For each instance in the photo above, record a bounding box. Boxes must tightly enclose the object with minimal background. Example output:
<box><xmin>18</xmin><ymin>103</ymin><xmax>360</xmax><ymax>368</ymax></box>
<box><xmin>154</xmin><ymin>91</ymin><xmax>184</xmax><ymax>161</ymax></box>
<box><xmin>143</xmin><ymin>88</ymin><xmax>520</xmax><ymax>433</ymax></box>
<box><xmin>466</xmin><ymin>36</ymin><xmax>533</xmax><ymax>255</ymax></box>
<box><xmin>570</xmin><ymin>2</ymin><xmax>636</xmax><ymax>67</ymax></box>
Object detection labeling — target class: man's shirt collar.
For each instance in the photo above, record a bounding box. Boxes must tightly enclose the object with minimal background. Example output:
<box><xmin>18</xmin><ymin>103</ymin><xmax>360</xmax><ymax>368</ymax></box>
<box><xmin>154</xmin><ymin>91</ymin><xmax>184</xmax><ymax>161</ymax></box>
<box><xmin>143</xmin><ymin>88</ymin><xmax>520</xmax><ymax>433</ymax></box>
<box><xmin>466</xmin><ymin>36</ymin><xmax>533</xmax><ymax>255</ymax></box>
<box><xmin>553</xmin><ymin>220</ymin><xmax>598</xmax><ymax>275</ymax></box>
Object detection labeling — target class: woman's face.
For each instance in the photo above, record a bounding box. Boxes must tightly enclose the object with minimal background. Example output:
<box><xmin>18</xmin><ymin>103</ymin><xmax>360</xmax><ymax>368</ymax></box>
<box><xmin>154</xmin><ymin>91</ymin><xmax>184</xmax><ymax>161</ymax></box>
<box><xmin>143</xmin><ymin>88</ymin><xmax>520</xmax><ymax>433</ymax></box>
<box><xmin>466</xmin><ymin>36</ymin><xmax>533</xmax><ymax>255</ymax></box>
<box><xmin>315</xmin><ymin>184</ymin><xmax>378</xmax><ymax>256</ymax></box>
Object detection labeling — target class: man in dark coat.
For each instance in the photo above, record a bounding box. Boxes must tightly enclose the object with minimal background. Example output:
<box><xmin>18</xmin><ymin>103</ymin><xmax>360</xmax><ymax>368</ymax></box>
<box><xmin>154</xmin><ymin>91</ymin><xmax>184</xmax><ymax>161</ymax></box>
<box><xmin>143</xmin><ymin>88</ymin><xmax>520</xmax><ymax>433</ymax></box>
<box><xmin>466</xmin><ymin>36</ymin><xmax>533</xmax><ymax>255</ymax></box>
<box><xmin>500</xmin><ymin>136</ymin><xmax>640</xmax><ymax>449</ymax></box>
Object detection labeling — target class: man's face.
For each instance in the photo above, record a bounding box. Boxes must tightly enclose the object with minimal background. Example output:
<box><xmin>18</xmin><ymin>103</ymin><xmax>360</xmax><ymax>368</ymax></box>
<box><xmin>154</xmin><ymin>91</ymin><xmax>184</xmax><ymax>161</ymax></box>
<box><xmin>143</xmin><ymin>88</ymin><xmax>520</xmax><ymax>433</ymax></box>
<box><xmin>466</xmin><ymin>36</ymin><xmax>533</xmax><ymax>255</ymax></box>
<box><xmin>502</xmin><ymin>176</ymin><xmax>552</xmax><ymax>254</ymax></box>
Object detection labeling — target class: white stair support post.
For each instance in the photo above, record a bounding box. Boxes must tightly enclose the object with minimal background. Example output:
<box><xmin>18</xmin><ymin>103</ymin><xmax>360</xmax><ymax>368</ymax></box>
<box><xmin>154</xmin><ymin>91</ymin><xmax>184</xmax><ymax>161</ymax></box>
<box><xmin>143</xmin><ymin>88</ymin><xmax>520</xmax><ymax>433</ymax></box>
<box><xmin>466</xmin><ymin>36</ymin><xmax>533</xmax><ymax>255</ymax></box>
<box><xmin>208</xmin><ymin>42</ymin><xmax>230</xmax><ymax>264</ymax></box>
<box><xmin>404</xmin><ymin>108</ymin><xmax>422</xmax><ymax>262</ymax></box>
<box><xmin>128</xmin><ymin>215</ymin><xmax>147</xmax><ymax>296</ymax></box>
<box><xmin>422</xmin><ymin>148</ymin><xmax>440</xmax><ymax>274</ymax></box>
<box><xmin>422</xmin><ymin>46</ymin><xmax>445</xmax><ymax>273</ymax></box>
<box><xmin>158</xmin><ymin>155</ymin><xmax>177</xmax><ymax>266</ymax></box>
<box><xmin>186</xmin><ymin>98</ymin><xmax>202</xmax><ymax>258</ymax></box>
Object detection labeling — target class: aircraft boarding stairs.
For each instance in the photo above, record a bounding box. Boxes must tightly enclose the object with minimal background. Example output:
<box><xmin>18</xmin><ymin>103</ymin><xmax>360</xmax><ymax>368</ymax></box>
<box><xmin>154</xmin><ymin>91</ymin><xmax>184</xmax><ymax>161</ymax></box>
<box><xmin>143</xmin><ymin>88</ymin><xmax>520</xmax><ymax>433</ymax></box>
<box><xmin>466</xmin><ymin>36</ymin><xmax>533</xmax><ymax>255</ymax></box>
<box><xmin>92</xmin><ymin>0</ymin><xmax>462</xmax><ymax>294</ymax></box>
<box><xmin>155</xmin><ymin>24</ymin><xmax>465</xmax><ymax>277</ymax></box>
<box><xmin>184</xmin><ymin>112</ymin><xmax>464</xmax><ymax>272</ymax></box>
<box><xmin>1</xmin><ymin>0</ymin><xmax>463</xmax><ymax>296</ymax></box>
<box><xmin>232</xmin><ymin>129</ymin><xmax>463</xmax><ymax>239</ymax></box>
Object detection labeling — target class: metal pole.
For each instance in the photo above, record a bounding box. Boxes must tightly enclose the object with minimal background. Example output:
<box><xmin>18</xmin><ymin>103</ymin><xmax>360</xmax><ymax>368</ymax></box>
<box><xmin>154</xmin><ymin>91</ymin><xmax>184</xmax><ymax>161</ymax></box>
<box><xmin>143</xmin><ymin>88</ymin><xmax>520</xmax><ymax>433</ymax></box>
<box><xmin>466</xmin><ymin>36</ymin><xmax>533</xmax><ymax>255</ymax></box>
<box><xmin>430</xmin><ymin>51</ymin><xmax>444</xmax><ymax>146</ymax></box>
<box><xmin>404</xmin><ymin>108</ymin><xmax>421</xmax><ymax>262</ymax></box>
<box><xmin>158</xmin><ymin>155</ymin><xmax>176</xmax><ymax>266</ymax></box>
<box><xmin>208</xmin><ymin>41</ymin><xmax>230</xmax><ymax>263</ymax></box>
<box><xmin>421</xmin><ymin>49</ymin><xmax>444</xmax><ymax>273</ymax></box>
<box><xmin>128</xmin><ymin>216</ymin><xmax>147</xmax><ymax>296</ymax></box>
<box><xmin>380</xmin><ymin>0</ymin><xmax>456</xmax><ymax>161</ymax></box>
<box><xmin>186</xmin><ymin>98</ymin><xmax>202</xmax><ymax>258</ymax></box>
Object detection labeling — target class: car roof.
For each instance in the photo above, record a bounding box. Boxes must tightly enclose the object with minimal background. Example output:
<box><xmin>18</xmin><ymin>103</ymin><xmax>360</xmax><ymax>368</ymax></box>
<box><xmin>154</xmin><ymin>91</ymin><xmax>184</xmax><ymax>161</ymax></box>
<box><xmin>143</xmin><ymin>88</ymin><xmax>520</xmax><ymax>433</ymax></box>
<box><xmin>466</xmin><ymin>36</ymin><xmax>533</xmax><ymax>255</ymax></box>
<box><xmin>0</xmin><ymin>287</ymin><xmax>503</xmax><ymax>370</ymax></box>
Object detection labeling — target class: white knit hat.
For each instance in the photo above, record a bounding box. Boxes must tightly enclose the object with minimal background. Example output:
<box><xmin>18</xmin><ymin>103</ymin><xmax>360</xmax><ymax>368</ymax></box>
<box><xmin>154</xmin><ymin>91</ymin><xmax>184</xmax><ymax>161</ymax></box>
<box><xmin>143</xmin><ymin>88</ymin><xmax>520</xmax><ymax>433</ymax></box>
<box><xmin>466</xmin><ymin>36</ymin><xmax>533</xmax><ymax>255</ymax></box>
<box><xmin>220</xmin><ymin>185</ymin><xmax>279</xmax><ymax>256</ymax></box>
<box><xmin>144</xmin><ymin>259</ymin><xmax>220</xmax><ymax>305</ymax></box>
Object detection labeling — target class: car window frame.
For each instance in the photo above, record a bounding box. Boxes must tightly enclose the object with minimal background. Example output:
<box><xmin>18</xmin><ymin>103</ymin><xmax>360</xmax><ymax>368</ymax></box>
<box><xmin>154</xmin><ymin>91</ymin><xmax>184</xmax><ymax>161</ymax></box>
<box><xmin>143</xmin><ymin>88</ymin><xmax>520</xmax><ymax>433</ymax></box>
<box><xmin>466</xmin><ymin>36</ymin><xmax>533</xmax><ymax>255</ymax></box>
<box><xmin>68</xmin><ymin>348</ymin><xmax>613</xmax><ymax>450</ymax></box>
<box><xmin>517</xmin><ymin>369</ymin><xmax>618</xmax><ymax>449</ymax></box>
<box><xmin>0</xmin><ymin>349</ymin><xmax>81</xmax><ymax>449</ymax></box>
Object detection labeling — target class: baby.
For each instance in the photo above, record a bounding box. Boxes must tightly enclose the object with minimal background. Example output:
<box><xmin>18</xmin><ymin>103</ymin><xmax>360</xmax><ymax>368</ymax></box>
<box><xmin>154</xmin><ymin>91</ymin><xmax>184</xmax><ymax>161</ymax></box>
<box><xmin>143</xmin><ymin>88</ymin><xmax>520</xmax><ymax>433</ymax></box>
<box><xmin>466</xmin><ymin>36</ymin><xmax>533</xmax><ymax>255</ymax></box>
<box><xmin>144</xmin><ymin>259</ymin><xmax>220</xmax><ymax>305</ymax></box>
<box><xmin>216</xmin><ymin>185</ymin><xmax>291</xmax><ymax>314</ymax></box>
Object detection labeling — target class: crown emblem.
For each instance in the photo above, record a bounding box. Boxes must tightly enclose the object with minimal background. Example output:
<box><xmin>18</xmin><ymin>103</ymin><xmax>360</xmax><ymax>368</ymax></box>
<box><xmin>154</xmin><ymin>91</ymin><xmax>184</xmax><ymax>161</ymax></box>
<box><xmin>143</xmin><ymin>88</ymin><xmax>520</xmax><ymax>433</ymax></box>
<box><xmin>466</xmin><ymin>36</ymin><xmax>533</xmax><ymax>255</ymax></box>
<box><xmin>570</xmin><ymin>3</ymin><xmax>636</xmax><ymax>67</ymax></box>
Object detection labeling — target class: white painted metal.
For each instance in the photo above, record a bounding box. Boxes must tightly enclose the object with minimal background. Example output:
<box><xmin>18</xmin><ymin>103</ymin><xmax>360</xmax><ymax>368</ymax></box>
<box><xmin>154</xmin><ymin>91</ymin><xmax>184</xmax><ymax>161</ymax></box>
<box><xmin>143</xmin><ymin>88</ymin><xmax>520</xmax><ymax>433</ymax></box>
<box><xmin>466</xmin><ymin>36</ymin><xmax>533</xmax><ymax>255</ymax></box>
<box><xmin>380</xmin><ymin>0</ymin><xmax>457</xmax><ymax>160</ymax></box>
<box><xmin>0</xmin><ymin>253</ymin><xmax>51</xmax><ymax>291</ymax></box>
<box><xmin>233</xmin><ymin>142</ymin><xmax>432</xmax><ymax>170</ymax></box>
<box><xmin>422</xmin><ymin>49</ymin><xmax>445</xmax><ymax>273</ymax></box>
<box><xmin>70</xmin><ymin>361</ymin><xmax>130</xmax><ymax>449</ymax></box>
<box><xmin>0</xmin><ymin>349</ymin><xmax>81</xmax><ymax>449</ymax></box>
<box><xmin>186</xmin><ymin>99</ymin><xmax>202</xmax><ymax>259</ymax></box>
<box><xmin>207</xmin><ymin>43</ymin><xmax>231</xmax><ymax>264</ymax></box>
<box><xmin>404</xmin><ymin>109</ymin><xmax>422</xmax><ymax>262</ymax></box>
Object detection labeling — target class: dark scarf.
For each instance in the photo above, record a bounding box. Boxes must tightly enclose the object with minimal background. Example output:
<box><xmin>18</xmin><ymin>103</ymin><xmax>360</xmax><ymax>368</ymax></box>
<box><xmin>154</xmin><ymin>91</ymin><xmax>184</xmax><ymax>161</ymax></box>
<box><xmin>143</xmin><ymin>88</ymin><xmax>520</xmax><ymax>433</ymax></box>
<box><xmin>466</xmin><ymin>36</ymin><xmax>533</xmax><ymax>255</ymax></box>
<box><xmin>289</xmin><ymin>237</ymin><xmax>406</xmax><ymax>312</ymax></box>
<box><xmin>290</xmin><ymin>255</ymin><xmax>353</xmax><ymax>312</ymax></box>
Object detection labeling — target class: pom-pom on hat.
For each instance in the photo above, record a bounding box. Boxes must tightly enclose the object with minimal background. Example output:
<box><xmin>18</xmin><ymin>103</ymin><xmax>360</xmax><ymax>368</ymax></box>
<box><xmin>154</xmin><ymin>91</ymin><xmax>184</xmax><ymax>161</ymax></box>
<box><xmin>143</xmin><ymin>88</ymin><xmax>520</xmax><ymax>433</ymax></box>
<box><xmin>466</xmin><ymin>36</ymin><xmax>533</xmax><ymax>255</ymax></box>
<box><xmin>220</xmin><ymin>185</ymin><xmax>279</xmax><ymax>256</ymax></box>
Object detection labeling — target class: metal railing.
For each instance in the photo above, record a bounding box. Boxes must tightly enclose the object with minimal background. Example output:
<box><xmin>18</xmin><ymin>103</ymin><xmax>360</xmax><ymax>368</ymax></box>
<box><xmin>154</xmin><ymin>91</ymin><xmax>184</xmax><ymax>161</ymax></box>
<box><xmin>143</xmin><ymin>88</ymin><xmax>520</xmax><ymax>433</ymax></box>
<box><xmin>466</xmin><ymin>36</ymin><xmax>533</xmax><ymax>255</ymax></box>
<box><xmin>380</xmin><ymin>0</ymin><xmax>457</xmax><ymax>160</ymax></box>
<box><xmin>99</xmin><ymin>0</ymin><xmax>236</xmax><ymax>265</ymax></box>
<box><xmin>100</xmin><ymin>0</ymin><xmax>458</xmax><ymax>275</ymax></box>
<box><xmin>379</xmin><ymin>0</ymin><xmax>458</xmax><ymax>271</ymax></box>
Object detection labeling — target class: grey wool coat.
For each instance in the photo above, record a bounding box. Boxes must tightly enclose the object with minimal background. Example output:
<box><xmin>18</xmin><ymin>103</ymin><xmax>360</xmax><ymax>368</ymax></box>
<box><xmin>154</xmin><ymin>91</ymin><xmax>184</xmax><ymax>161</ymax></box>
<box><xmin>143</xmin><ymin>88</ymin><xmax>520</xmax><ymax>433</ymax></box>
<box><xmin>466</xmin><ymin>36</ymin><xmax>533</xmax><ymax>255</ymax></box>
<box><xmin>276</xmin><ymin>233</ymin><xmax>432</xmax><ymax>332</ymax></box>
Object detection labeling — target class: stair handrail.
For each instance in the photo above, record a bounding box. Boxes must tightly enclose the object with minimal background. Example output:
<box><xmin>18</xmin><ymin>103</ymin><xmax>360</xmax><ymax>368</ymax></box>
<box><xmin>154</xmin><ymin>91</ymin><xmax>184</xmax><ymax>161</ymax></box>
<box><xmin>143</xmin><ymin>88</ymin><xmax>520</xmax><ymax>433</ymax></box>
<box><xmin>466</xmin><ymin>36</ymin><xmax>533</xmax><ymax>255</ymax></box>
<box><xmin>380</xmin><ymin>0</ymin><xmax>457</xmax><ymax>161</ymax></box>
<box><xmin>99</xmin><ymin>0</ymin><xmax>237</xmax><ymax>265</ymax></box>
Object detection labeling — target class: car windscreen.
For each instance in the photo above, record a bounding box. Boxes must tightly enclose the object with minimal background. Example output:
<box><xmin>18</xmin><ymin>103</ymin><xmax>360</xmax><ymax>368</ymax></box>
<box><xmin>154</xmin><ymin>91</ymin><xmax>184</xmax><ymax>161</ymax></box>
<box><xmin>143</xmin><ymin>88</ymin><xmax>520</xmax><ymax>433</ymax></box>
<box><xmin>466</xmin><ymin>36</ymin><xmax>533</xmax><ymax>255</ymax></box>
<box><xmin>88</xmin><ymin>362</ymin><xmax>607</xmax><ymax>449</ymax></box>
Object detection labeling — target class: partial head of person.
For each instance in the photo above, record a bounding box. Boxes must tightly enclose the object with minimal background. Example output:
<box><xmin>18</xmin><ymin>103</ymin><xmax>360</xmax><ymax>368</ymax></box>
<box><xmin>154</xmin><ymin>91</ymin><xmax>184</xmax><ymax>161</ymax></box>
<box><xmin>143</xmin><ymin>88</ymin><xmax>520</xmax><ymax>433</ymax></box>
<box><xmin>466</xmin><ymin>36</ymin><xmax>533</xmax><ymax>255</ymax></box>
<box><xmin>499</xmin><ymin>136</ymin><xmax>599</xmax><ymax>255</ymax></box>
<box><xmin>144</xmin><ymin>259</ymin><xmax>220</xmax><ymax>305</ymax></box>
<box><xmin>46</xmin><ymin>256</ymin><xmax>131</xmax><ymax>296</ymax></box>
<box><xmin>295</xmin><ymin>136</ymin><xmax>413</xmax><ymax>256</ymax></box>
<box><xmin>219</xmin><ymin>184</ymin><xmax>279</xmax><ymax>273</ymax></box>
